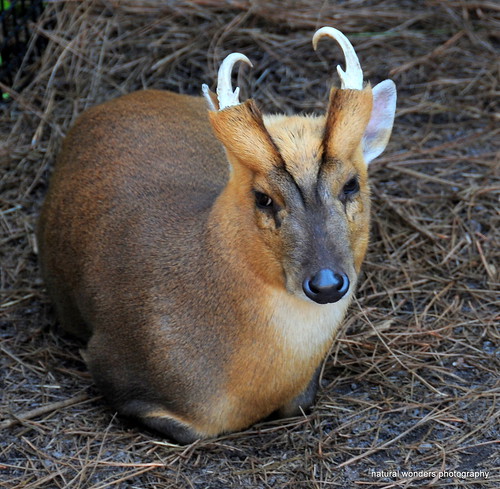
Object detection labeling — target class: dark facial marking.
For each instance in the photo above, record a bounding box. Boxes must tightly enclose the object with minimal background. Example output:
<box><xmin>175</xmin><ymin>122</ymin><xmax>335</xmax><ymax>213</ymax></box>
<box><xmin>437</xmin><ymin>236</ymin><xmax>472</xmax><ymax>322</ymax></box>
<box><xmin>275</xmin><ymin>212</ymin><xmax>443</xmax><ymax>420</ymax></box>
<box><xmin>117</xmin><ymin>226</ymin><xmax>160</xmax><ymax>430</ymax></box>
<box><xmin>268</xmin><ymin>166</ymin><xmax>307</xmax><ymax>209</ymax></box>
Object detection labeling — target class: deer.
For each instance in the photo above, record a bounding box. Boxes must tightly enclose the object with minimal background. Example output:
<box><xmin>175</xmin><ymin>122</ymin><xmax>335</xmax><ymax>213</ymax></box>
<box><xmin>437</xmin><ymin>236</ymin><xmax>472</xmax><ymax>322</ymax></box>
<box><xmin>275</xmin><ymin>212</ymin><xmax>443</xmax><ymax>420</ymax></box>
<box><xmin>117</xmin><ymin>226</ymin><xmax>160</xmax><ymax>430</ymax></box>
<box><xmin>37</xmin><ymin>27</ymin><xmax>396</xmax><ymax>444</ymax></box>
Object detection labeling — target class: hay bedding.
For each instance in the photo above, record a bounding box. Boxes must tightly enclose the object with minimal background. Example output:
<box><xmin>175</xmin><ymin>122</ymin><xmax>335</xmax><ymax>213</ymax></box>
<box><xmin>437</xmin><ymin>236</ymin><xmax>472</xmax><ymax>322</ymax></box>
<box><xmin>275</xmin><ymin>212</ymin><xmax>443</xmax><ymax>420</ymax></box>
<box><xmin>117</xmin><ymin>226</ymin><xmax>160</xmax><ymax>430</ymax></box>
<box><xmin>0</xmin><ymin>0</ymin><xmax>498</xmax><ymax>487</ymax></box>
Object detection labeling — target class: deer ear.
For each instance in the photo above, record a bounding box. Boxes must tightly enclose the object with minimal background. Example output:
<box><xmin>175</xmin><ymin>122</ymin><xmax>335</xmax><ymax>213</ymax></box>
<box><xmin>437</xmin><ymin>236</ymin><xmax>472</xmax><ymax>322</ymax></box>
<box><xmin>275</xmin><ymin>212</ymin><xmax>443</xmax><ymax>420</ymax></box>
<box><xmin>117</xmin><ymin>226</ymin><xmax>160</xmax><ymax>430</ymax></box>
<box><xmin>208</xmin><ymin>100</ymin><xmax>282</xmax><ymax>173</ymax></box>
<box><xmin>362</xmin><ymin>79</ymin><xmax>396</xmax><ymax>164</ymax></box>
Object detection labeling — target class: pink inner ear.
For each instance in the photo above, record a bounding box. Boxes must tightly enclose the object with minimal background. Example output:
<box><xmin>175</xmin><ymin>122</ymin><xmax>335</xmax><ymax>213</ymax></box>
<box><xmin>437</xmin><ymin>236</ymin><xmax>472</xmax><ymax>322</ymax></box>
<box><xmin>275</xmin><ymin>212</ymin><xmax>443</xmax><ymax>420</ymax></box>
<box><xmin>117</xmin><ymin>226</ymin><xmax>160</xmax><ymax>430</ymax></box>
<box><xmin>362</xmin><ymin>79</ymin><xmax>397</xmax><ymax>164</ymax></box>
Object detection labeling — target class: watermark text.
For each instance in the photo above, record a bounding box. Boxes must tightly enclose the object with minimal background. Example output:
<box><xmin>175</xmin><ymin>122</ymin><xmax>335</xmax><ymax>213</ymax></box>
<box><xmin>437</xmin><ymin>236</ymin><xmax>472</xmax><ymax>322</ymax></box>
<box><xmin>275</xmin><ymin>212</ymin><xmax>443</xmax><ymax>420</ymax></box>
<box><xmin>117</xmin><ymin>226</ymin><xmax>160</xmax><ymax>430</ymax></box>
<box><xmin>369</xmin><ymin>469</ymin><xmax>490</xmax><ymax>480</ymax></box>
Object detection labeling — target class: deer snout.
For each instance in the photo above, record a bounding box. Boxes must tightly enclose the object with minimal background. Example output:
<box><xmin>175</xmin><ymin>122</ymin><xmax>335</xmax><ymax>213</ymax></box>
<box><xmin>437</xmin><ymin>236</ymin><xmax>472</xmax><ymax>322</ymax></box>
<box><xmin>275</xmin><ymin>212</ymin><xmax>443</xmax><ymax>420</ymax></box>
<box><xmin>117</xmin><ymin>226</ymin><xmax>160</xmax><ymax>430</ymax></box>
<box><xmin>302</xmin><ymin>268</ymin><xmax>350</xmax><ymax>304</ymax></box>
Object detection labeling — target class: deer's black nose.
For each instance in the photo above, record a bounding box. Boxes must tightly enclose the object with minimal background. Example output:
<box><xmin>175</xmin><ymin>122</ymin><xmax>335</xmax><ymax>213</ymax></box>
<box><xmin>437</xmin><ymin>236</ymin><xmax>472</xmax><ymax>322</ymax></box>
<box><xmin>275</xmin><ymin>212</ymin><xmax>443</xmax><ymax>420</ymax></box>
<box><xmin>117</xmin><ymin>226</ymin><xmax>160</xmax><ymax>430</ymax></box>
<box><xmin>303</xmin><ymin>269</ymin><xmax>349</xmax><ymax>304</ymax></box>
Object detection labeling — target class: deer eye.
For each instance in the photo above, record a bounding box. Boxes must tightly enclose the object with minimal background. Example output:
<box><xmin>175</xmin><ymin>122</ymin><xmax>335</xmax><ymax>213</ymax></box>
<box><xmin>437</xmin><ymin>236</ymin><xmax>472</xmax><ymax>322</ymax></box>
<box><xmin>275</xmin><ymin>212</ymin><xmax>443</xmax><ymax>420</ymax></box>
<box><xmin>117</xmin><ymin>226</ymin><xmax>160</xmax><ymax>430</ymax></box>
<box><xmin>254</xmin><ymin>191</ymin><xmax>274</xmax><ymax>209</ymax></box>
<box><xmin>342</xmin><ymin>177</ymin><xmax>360</xmax><ymax>196</ymax></box>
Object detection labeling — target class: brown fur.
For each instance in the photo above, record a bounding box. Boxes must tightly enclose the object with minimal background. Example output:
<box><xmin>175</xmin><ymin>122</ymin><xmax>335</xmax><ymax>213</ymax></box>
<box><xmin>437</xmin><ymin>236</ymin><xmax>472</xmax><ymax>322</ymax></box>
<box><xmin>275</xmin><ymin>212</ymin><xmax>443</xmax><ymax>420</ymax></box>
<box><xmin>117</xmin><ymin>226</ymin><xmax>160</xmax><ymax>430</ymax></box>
<box><xmin>37</xmin><ymin>87</ymin><xmax>375</xmax><ymax>442</ymax></box>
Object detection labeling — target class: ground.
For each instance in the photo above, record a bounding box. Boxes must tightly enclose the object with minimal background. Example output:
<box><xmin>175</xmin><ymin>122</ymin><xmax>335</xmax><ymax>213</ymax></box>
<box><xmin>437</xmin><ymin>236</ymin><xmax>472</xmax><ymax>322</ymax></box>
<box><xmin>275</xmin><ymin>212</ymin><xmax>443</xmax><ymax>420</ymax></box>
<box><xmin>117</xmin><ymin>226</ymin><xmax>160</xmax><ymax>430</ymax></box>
<box><xmin>0</xmin><ymin>1</ymin><xmax>498</xmax><ymax>488</ymax></box>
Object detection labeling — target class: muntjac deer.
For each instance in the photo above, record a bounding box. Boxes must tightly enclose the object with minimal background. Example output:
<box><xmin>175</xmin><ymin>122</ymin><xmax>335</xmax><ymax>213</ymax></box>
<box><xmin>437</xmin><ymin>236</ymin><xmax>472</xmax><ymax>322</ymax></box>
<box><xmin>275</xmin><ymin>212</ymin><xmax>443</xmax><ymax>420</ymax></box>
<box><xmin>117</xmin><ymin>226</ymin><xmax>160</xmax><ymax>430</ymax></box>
<box><xmin>37</xmin><ymin>27</ymin><xmax>396</xmax><ymax>443</ymax></box>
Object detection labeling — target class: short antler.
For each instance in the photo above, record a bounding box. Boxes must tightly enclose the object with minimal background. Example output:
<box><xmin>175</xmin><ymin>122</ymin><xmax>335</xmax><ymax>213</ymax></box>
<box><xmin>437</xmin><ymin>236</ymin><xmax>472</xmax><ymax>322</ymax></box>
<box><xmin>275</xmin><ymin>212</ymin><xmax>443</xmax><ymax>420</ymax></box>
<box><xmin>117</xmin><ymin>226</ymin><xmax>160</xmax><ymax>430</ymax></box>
<box><xmin>202</xmin><ymin>52</ymin><xmax>253</xmax><ymax>111</ymax></box>
<box><xmin>312</xmin><ymin>26</ymin><xmax>363</xmax><ymax>90</ymax></box>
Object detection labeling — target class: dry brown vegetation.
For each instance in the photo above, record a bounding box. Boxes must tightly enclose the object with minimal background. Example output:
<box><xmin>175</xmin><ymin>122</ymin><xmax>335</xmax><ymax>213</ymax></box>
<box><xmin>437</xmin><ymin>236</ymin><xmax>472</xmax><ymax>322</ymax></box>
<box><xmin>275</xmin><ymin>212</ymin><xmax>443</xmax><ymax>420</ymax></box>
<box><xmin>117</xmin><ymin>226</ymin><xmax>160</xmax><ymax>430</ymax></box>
<box><xmin>1</xmin><ymin>0</ymin><xmax>498</xmax><ymax>487</ymax></box>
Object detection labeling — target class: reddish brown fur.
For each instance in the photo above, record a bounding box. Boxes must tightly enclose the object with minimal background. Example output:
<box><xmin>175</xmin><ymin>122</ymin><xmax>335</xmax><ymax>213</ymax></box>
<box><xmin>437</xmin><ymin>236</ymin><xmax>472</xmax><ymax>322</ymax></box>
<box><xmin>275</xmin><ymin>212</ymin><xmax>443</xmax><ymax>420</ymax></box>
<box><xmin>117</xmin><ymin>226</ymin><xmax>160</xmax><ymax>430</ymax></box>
<box><xmin>38</xmin><ymin>86</ymin><xmax>375</xmax><ymax>442</ymax></box>
<box><xmin>324</xmin><ymin>86</ymin><xmax>373</xmax><ymax>160</ymax></box>
<box><xmin>209</xmin><ymin>100</ymin><xmax>283</xmax><ymax>174</ymax></box>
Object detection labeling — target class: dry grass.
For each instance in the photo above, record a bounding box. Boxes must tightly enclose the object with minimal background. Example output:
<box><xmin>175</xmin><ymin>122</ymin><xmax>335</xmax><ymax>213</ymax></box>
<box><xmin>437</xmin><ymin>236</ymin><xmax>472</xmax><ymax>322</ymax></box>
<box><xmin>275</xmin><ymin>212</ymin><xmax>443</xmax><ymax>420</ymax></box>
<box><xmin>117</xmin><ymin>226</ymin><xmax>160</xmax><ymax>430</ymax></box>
<box><xmin>1</xmin><ymin>0</ymin><xmax>499</xmax><ymax>487</ymax></box>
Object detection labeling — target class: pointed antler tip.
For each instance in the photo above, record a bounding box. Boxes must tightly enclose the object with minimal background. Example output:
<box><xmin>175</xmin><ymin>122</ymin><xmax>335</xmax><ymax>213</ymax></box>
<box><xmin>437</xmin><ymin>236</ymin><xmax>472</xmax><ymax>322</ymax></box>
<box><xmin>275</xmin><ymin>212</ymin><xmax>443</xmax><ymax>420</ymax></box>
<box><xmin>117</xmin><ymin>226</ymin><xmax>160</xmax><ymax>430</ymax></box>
<box><xmin>312</xmin><ymin>26</ymin><xmax>337</xmax><ymax>50</ymax></box>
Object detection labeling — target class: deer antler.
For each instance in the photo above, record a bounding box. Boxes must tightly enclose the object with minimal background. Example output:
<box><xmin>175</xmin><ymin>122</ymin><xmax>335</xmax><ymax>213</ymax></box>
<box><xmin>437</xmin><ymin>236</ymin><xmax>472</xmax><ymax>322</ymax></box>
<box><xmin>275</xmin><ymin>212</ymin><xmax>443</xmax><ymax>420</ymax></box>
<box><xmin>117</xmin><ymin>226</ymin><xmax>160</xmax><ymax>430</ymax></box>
<box><xmin>202</xmin><ymin>53</ymin><xmax>253</xmax><ymax>111</ymax></box>
<box><xmin>313</xmin><ymin>27</ymin><xmax>363</xmax><ymax>90</ymax></box>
